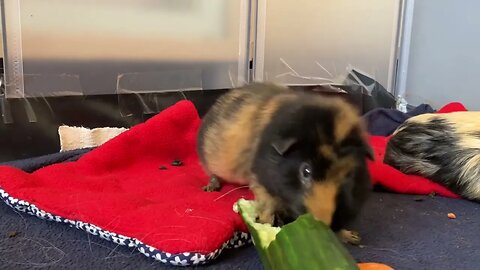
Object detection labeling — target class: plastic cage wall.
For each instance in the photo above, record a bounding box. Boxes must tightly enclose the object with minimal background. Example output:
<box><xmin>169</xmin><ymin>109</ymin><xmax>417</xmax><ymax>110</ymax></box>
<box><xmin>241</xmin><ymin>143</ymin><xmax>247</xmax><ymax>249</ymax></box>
<box><xmin>0</xmin><ymin>0</ymin><xmax>402</xmax><ymax>161</ymax></box>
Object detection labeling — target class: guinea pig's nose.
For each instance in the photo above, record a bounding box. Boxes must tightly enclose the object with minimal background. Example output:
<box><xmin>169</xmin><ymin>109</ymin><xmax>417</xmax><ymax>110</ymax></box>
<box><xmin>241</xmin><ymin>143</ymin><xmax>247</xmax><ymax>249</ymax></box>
<box><xmin>303</xmin><ymin>181</ymin><xmax>339</xmax><ymax>226</ymax></box>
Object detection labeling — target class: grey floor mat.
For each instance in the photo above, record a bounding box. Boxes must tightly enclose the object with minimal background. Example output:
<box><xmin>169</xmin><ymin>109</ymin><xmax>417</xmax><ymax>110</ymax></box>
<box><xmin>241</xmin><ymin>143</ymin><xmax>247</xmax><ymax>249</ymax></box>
<box><xmin>1</xmin><ymin>190</ymin><xmax>478</xmax><ymax>269</ymax></box>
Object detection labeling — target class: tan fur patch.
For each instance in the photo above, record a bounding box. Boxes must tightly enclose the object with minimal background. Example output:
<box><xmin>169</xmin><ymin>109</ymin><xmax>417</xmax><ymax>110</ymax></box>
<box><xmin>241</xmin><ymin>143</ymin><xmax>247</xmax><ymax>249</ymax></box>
<box><xmin>200</xmin><ymin>90</ymin><xmax>254</xmax><ymax>183</ymax></box>
<box><xmin>444</xmin><ymin>112</ymin><xmax>480</xmax><ymax>131</ymax></box>
<box><xmin>328</xmin><ymin>156</ymin><xmax>357</xmax><ymax>181</ymax></box>
<box><xmin>304</xmin><ymin>181</ymin><xmax>339</xmax><ymax>226</ymax></box>
<box><xmin>319</xmin><ymin>144</ymin><xmax>336</xmax><ymax>160</ymax></box>
<box><xmin>304</xmin><ymin>156</ymin><xmax>356</xmax><ymax>225</ymax></box>
<box><xmin>447</xmin><ymin>113</ymin><xmax>480</xmax><ymax>151</ymax></box>
<box><xmin>404</xmin><ymin>112</ymin><xmax>480</xmax><ymax>150</ymax></box>
<box><xmin>393</xmin><ymin>112</ymin><xmax>480</xmax><ymax>135</ymax></box>
<box><xmin>218</xmin><ymin>102</ymin><xmax>260</xmax><ymax>181</ymax></box>
<box><xmin>201</xmin><ymin>88</ymin><xmax>297</xmax><ymax>184</ymax></box>
<box><xmin>405</xmin><ymin>113</ymin><xmax>437</xmax><ymax>123</ymax></box>
<box><xmin>223</xmin><ymin>94</ymin><xmax>293</xmax><ymax>178</ymax></box>
<box><xmin>332</xmin><ymin>100</ymin><xmax>361</xmax><ymax>143</ymax></box>
<box><xmin>458</xmin><ymin>135</ymin><xmax>480</xmax><ymax>151</ymax></box>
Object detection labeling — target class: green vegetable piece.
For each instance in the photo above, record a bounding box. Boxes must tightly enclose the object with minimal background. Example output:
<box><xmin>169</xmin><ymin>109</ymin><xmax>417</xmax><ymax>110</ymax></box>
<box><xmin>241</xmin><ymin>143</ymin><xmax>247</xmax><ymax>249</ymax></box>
<box><xmin>236</xmin><ymin>199</ymin><xmax>359</xmax><ymax>270</ymax></box>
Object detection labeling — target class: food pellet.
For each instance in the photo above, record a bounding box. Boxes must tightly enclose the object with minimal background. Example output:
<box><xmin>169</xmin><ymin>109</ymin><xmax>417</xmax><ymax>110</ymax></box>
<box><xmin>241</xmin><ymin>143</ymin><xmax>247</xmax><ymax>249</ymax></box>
<box><xmin>447</xmin><ymin>213</ymin><xmax>456</xmax><ymax>219</ymax></box>
<box><xmin>413</xmin><ymin>196</ymin><xmax>425</xmax><ymax>202</ymax></box>
<box><xmin>171</xmin><ymin>159</ymin><xmax>183</xmax><ymax>166</ymax></box>
<box><xmin>7</xmin><ymin>231</ymin><xmax>18</xmax><ymax>238</ymax></box>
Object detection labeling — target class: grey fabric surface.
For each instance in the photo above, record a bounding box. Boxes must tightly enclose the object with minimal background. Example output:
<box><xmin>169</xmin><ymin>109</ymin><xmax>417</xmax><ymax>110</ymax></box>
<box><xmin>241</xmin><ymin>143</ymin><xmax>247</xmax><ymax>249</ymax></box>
<box><xmin>1</xmin><ymin>150</ymin><xmax>479</xmax><ymax>269</ymax></box>
<box><xmin>0</xmin><ymin>148</ymin><xmax>93</xmax><ymax>173</ymax></box>
<box><xmin>1</xmin><ymin>190</ymin><xmax>479</xmax><ymax>270</ymax></box>
<box><xmin>349</xmin><ymin>192</ymin><xmax>480</xmax><ymax>269</ymax></box>
<box><xmin>0</xmin><ymin>194</ymin><xmax>260</xmax><ymax>270</ymax></box>
<box><xmin>362</xmin><ymin>104</ymin><xmax>436</xmax><ymax>136</ymax></box>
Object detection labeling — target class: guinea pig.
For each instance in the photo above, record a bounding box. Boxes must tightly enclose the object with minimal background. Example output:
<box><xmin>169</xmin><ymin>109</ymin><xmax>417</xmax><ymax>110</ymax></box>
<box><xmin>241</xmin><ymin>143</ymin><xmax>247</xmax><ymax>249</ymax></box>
<box><xmin>384</xmin><ymin>111</ymin><xmax>480</xmax><ymax>201</ymax></box>
<box><xmin>196</xmin><ymin>82</ymin><xmax>374</xmax><ymax>244</ymax></box>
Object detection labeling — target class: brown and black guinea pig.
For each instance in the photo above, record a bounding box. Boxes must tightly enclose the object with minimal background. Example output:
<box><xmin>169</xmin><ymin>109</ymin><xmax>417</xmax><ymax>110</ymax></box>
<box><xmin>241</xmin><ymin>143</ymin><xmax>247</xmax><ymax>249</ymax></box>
<box><xmin>384</xmin><ymin>112</ymin><xmax>480</xmax><ymax>201</ymax></box>
<box><xmin>196</xmin><ymin>82</ymin><xmax>374</xmax><ymax>244</ymax></box>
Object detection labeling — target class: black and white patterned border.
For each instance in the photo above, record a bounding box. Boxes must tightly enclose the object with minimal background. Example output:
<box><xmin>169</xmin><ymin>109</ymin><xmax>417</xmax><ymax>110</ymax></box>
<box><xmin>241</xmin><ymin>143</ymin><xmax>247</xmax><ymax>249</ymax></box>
<box><xmin>0</xmin><ymin>188</ymin><xmax>252</xmax><ymax>266</ymax></box>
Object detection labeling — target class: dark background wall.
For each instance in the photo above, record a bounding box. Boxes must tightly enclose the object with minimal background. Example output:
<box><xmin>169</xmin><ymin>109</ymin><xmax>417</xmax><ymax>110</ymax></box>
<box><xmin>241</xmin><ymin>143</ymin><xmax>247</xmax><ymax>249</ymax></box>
<box><xmin>0</xmin><ymin>90</ymin><xmax>227</xmax><ymax>162</ymax></box>
<box><xmin>0</xmin><ymin>85</ymin><xmax>364</xmax><ymax>163</ymax></box>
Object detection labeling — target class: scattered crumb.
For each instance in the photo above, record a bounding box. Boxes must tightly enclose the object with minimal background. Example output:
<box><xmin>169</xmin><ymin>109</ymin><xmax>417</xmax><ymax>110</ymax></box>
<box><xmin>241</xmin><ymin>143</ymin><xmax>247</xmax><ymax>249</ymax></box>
<box><xmin>159</xmin><ymin>166</ymin><xmax>167</xmax><ymax>170</ymax></box>
<box><xmin>171</xmin><ymin>159</ymin><xmax>183</xmax><ymax>166</ymax></box>
<box><xmin>447</xmin><ymin>213</ymin><xmax>456</xmax><ymax>219</ymax></box>
<box><xmin>358</xmin><ymin>245</ymin><xmax>366</xmax><ymax>249</ymax></box>
<box><xmin>7</xmin><ymin>231</ymin><xmax>19</xmax><ymax>238</ymax></box>
<box><xmin>413</xmin><ymin>196</ymin><xmax>425</xmax><ymax>202</ymax></box>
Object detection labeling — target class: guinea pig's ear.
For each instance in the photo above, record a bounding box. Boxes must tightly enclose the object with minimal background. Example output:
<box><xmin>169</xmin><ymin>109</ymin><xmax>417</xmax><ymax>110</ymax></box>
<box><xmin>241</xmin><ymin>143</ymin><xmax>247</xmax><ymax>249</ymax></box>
<box><xmin>271</xmin><ymin>137</ymin><xmax>297</xmax><ymax>156</ymax></box>
<box><xmin>339</xmin><ymin>136</ymin><xmax>375</xmax><ymax>160</ymax></box>
<box><xmin>364</xmin><ymin>143</ymin><xmax>375</xmax><ymax>160</ymax></box>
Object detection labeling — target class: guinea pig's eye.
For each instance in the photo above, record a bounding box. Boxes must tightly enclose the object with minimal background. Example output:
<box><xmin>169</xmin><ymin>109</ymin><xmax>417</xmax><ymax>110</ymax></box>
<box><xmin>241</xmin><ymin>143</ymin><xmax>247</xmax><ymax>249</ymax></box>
<box><xmin>299</xmin><ymin>162</ymin><xmax>313</xmax><ymax>186</ymax></box>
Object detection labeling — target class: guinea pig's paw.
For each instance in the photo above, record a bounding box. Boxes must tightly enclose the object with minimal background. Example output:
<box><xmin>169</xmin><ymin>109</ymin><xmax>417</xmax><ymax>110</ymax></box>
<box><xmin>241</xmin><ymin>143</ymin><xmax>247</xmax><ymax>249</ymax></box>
<box><xmin>338</xmin><ymin>229</ymin><xmax>362</xmax><ymax>245</ymax></box>
<box><xmin>272</xmin><ymin>214</ymin><xmax>286</xmax><ymax>227</ymax></box>
<box><xmin>255</xmin><ymin>212</ymin><xmax>275</xmax><ymax>225</ymax></box>
<box><xmin>202</xmin><ymin>176</ymin><xmax>222</xmax><ymax>192</ymax></box>
<box><xmin>202</xmin><ymin>184</ymin><xmax>220</xmax><ymax>192</ymax></box>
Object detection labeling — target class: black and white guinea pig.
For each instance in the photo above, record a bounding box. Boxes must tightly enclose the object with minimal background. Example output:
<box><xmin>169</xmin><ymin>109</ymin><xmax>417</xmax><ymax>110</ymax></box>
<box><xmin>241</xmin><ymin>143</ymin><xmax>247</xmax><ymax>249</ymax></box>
<box><xmin>196</xmin><ymin>82</ymin><xmax>373</xmax><ymax>244</ymax></box>
<box><xmin>384</xmin><ymin>111</ymin><xmax>480</xmax><ymax>201</ymax></box>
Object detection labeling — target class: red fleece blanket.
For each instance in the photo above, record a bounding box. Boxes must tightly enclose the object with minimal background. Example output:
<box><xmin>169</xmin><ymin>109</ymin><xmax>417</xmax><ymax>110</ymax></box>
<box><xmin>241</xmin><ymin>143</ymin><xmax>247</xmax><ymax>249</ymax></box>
<box><xmin>0</xmin><ymin>100</ymin><xmax>253</xmax><ymax>266</ymax></box>
<box><xmin>0</xmin><ymin>100</ymin><xmax>467</xmax><ymax>266</ymax></box>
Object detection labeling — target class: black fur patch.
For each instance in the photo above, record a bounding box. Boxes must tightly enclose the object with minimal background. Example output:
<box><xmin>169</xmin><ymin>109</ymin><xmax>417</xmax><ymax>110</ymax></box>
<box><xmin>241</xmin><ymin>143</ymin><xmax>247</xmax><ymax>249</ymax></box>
<box><xmin>330</xmin><ymin>157</ymin><xmax>371</xmax><ymax>232</ymax></box>
<box><xmin>252</xmin><ymin>102</ymin><xmax>334</xmax><ymax>220</ymax></box>
<box><xmin>252</xmin><ymin>96</ymin><xmax>370</xmax><ymax>230</ymax></box>
<box><xmin>338</xmin><ymin>126</ymin><xmax>374</xmax><ymax>160</ymax></box>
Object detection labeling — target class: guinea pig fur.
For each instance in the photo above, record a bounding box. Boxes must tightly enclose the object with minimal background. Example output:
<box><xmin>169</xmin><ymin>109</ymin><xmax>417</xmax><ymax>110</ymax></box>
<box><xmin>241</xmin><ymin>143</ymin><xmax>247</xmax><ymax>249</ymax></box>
<box><xmin>197</xmin><ymin>83</ymin><xmax>373</xmax><ymax>244</ymax></box>
<box><xmin>384</xmin><ymin>112</ymin><xmax>480</xmax><ymax>201</ymax></box>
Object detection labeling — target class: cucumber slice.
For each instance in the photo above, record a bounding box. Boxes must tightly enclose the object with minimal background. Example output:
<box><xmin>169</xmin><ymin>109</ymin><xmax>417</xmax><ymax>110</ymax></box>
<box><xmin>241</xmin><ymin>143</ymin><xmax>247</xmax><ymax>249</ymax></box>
<box><xmin>236</xmin><ymin>199</ymin><xmax>359</xmax><ymax>270</ymax></box>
